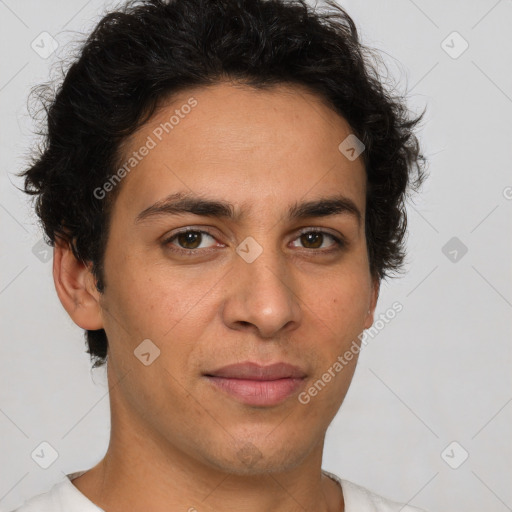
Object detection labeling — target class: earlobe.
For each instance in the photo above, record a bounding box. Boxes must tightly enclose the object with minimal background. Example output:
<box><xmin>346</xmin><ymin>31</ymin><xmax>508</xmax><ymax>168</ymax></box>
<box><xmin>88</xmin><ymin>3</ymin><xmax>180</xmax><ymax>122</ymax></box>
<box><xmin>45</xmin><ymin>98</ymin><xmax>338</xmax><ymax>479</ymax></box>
<box><xmin>363</xmin><ymin>278</ymin><xmax>380</xmax><ymax>330</ymax></box>
<box><xmin>53</xmin><ymin>237</ymin><xmax>104</xmax><ymax>330</ymax></box>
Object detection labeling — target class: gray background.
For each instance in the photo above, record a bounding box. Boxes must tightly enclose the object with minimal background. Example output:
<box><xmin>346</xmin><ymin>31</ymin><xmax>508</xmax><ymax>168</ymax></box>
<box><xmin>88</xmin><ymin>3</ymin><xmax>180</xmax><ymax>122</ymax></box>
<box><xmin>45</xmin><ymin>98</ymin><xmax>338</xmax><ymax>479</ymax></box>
<box><xmin>1</xmin><ymin>1</ymin><xmax>511</xmax><ymax>511</ymax></box>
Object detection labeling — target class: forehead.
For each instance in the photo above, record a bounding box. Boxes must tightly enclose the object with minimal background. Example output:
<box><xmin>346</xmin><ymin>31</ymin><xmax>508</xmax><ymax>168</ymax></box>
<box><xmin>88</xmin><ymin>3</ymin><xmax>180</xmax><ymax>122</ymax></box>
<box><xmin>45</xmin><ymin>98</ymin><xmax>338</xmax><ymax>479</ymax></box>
<box><xmin>113</xmin><ymin>81</ymin><xmax>366</xmax><ymax>220</ymax></box>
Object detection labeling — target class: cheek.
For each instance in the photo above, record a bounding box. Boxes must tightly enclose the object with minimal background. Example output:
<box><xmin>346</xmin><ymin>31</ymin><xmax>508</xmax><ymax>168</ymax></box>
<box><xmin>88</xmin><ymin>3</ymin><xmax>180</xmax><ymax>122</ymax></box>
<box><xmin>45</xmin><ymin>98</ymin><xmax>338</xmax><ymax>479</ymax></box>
<box><xmin>104</xmin><ymin>254</ymin><xmax>185</xmax><ymax>326</ymax></box>
<box><xmin>310</xmin><ymin>270</ymin><xmax>371</xmax><ymax>334</ymax></box>
<box><xmin>101</xmin><ymin>256</ymin><xmax>220</xmax><ymax>364</ymax></box>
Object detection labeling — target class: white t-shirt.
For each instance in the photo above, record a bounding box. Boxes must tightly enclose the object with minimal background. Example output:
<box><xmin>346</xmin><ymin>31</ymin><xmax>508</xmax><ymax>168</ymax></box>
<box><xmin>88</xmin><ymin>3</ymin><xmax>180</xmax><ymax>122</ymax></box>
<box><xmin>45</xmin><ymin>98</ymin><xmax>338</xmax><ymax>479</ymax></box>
<box><xmin>10</xmin><ymin>469</ymin><xmax>427</xmax><ymax>512</ymax></box>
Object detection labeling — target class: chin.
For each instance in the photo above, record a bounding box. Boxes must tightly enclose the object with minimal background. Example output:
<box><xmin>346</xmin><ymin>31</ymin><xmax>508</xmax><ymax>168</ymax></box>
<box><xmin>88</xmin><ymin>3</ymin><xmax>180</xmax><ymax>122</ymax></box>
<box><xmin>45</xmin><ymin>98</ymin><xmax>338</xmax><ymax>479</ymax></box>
<box><xmin>201</xmin><ymin>436</ymin><xmax>311</xmax><ymax>476</ymax></box>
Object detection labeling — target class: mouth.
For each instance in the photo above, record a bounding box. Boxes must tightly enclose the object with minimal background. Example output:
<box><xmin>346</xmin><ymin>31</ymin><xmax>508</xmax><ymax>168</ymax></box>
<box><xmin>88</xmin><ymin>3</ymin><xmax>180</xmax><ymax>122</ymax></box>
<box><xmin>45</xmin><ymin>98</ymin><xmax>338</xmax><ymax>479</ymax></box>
<box><xmin>203</xmin><ymin>361</ymin><xmax>307</xmax><ymax>407</ymax></box>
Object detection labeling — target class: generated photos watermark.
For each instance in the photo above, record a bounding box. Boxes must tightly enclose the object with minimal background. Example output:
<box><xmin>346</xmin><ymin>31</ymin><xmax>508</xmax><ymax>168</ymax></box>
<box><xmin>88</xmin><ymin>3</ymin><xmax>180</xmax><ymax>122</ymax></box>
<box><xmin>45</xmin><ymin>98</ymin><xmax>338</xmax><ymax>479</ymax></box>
<box><xmin>93</xmin><ymin>97</ymin><xmax>198</xmax><ymax>200</ymax></box>
<box><xmin>298</xmin><ymin>301</ymin><xmax>403</xmax><ymax>404</ymax></box>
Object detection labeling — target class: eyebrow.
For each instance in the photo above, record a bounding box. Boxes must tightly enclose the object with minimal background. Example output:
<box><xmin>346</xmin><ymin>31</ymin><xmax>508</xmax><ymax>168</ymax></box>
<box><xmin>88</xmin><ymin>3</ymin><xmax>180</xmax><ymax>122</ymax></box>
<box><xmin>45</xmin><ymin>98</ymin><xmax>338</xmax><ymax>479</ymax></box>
<box><xmin>135</xmin><ymin>192</ymin><xmax>362</xmax><ymax>226</ymax></box>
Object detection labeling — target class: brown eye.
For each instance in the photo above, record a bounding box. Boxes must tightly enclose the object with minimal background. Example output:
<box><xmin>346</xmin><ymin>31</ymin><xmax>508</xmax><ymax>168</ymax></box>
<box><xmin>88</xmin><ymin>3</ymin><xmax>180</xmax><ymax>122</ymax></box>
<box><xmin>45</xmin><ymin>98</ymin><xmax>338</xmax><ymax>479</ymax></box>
<box><xmin>176</xmin><ymin>231</ymin><xmax>202</xmax><ymax>249</ymax></box>
<box><xmin>300</xmin><ymin>232</ymin><xmax>324</xmax><ymax>248</ymax></box>
<box><xmin>165</xmin><ymin>230</ymin><xmax>217</xmax><ymax>252</ymax></box>
<box><xmin>291</xmin><ymin>230</ymin><xmax>344</xmax><ymax>251</ymax></box>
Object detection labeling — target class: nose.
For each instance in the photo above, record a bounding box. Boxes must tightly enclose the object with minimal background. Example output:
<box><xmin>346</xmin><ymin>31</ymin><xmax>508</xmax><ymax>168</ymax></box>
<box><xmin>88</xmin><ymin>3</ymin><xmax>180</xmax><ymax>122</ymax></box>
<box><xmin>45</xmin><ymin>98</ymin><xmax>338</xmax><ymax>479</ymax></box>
<box><xmin>220</xmin><ymin>242</ymin><xmax>301</xmax><ymax>339</ymax></box>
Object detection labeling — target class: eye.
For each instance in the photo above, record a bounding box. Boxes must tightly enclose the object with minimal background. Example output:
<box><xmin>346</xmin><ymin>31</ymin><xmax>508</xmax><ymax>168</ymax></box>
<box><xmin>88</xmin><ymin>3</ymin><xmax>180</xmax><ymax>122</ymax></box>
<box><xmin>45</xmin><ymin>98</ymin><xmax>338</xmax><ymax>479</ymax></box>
<box><xmin>164</xmin><ymin>229</ymin><xmax>219</xmax><ymax>253</ymax></box>
<box><xmin>162</xmin><ymin>227</ymin><xmax>345</xmax><ymax>256</ymax></box>
<box><xmin>290</xmin><ymin>229</ymin><xmax>344</xmax><ymax>251</ymax></box>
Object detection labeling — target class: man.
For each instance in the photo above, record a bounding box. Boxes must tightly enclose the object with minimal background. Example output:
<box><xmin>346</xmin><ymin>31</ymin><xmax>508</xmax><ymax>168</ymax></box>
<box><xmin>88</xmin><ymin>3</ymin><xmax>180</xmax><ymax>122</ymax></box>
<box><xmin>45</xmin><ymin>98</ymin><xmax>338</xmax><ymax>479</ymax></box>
<box><xmin>13</xmin><ymin>0</ymin><xmax>428</xmax><ymax>510</ymax></box>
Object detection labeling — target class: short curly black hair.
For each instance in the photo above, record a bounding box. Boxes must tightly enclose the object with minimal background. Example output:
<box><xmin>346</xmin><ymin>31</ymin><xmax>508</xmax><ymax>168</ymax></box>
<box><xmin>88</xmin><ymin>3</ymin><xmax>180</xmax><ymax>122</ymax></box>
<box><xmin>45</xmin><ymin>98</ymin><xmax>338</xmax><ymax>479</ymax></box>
<box><xmin>20</xmin><ymin>0</ymin><xmax>427</xmax><ymax>369</ymax></box>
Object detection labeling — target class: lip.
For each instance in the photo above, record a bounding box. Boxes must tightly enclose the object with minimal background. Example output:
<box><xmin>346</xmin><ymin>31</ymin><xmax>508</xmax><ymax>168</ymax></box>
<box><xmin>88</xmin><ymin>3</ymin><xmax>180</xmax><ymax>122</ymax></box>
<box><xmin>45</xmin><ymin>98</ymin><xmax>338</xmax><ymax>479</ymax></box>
<box><xmin>203</xmin><ymin>362</ymin><xmax>307</xmax><ymax>407</ymax></box>
<box><xmin>205</xmin><ymin>362</ymin><xmax>307</xmax><ymax>380</ymax></box>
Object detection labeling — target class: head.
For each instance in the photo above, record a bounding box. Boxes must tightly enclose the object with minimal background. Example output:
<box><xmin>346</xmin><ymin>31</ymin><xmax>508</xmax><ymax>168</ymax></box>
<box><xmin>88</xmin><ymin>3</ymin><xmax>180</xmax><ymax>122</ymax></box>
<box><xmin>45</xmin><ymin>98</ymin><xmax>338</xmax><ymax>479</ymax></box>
<box><xmin>21</xmin><ymin>0</ymin><xmax>426</xmax><ymax>475</ymax></box>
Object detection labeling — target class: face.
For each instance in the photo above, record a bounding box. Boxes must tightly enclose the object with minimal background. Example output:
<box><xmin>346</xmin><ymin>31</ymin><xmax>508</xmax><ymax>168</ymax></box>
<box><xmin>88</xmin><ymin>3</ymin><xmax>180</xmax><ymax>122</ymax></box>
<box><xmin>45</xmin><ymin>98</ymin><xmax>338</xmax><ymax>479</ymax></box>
<box><xmin>93</xmin><ymin>82</ymin><xmax>378</xmax><ymax>475</ymax></box>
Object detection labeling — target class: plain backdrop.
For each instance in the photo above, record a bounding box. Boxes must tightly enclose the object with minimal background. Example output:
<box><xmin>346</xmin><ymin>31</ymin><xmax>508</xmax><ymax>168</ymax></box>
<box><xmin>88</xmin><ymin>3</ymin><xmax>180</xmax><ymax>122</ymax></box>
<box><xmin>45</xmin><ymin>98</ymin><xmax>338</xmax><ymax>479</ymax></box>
<box><xmin>1</xmin><ymin>1</ymin><xmax>511</xmax><ymax>511</ymax></box>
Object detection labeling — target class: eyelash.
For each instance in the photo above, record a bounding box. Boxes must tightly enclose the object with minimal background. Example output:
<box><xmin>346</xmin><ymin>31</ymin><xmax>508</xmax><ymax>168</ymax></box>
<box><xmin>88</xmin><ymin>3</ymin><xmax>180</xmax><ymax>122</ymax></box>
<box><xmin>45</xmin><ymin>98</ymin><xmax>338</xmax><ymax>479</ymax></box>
<box><xmin>162</xmin><ymin>227</ymin><xmax>346</xmax><ymax>256</ymax></box>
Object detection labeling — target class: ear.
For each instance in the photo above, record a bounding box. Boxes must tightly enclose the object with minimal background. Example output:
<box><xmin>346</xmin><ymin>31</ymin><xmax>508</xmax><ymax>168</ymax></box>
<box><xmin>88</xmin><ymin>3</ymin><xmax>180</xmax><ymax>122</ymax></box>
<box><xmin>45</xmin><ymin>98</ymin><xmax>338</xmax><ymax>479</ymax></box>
<box><xmin>53</xmin><ymin>237</ymin><xmax>104</xmax><ymax>330</ymax></box>
<box><xmin>363</xmin><ymin>277</ymin><xmax>380</xmax><ymax>330</ymax></box>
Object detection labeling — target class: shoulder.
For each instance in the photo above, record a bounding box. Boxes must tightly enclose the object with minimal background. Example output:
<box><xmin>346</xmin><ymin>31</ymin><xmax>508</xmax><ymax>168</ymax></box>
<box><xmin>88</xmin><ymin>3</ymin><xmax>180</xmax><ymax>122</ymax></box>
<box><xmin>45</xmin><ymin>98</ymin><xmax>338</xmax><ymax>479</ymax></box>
<box><xmin>7</xmin><ymin>481</ymin><xmax>62</xmax><ymax>512</ymax></box>
<box><xmin>7</xmin><ymin>472</ymin><xmax>102</xmax><ymax>512</ymax></box>
<box><xmin>341</xmin><ymin>479</ymin><xmax>427</xmax><ymax>512</ymax></box>
<box><xmin>323</xmin><ymin>470</ymin><xmax>428</xmax><ymax>512</ymax></box>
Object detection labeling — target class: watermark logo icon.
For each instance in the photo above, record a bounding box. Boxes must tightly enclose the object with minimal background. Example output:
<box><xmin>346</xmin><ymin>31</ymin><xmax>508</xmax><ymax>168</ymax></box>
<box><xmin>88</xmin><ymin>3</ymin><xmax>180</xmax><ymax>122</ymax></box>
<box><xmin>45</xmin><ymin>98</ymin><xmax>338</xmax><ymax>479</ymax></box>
<box><xmin>134</xmin><ymin>339</ymin><xmax>161</xmax><ymax>366</ymax></box>
<box><xmin>441</xmin><ymin>31</ymin><xmax>469</xmax><ymax>59</ymax></box>
<box><xmin>31</xmin><ymin>441</ymin><xmax>59</xmax><ymax>469</ymax></box>
<box><xmin>236</xmin><ymin>442</ymin><xmax>263</xmax><ymax>468</ymax></box>
<box><xmin>236</xmin><ymin>236</ymin><xmax>263</xmax><ymax>263</ymax></box>
<box><xmin>31</xmin><ymin>32</ymin><xmax>59</xmax><ymax>59</ymax></box>
<box><xmin>442</xmin><ymin>236</ymin><xmax>468</xmax><ymax>263</ymax></box>
<box><xmin>338</xmin><ymin>134</ymin><xmax>365</xmax><ymax>161</ymax></box>
<box><xmin>441</xmin><ymin>441</ymin><xmax>469</xmax><ymax>469</ymax></box>
<box><xmin>32</xmin><ymin>238</ymin><xmax>52</xmax><ymax>263</ymax></box>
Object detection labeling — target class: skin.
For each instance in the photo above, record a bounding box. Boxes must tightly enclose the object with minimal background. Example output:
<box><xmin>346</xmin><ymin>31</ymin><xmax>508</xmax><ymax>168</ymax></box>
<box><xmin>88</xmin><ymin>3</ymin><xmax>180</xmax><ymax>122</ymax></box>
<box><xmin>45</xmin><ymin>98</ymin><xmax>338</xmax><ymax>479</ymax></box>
<box><xmin>54</xmin><ymin>81</ymin><xmax>379</xmax><ymax>512</ymax></box>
